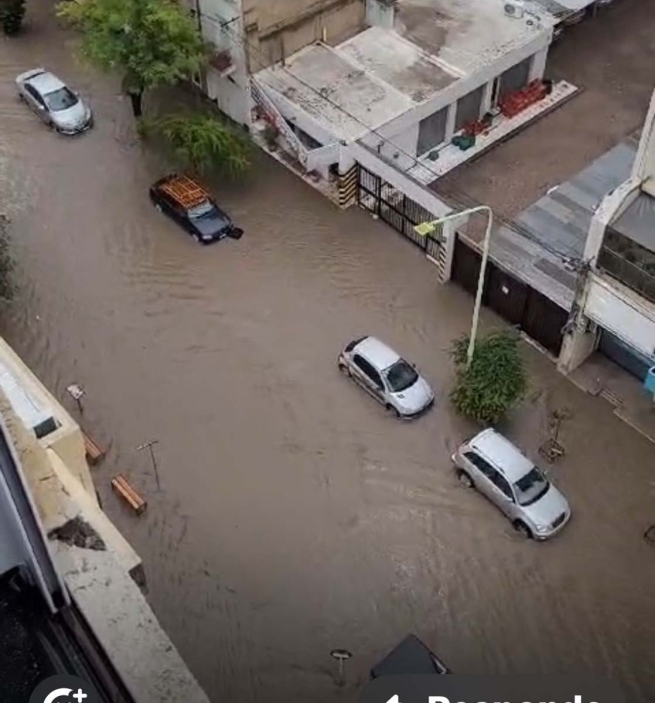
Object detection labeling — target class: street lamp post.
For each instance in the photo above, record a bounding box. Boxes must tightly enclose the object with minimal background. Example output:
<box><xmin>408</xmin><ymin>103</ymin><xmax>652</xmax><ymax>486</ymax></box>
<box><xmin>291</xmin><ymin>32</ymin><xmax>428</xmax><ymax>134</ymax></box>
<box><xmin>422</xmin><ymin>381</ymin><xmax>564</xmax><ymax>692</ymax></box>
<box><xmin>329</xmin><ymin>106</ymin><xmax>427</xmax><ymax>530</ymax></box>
<box><xmin>414</xmin><ymin>205</ymin><xmax>494</xmax><ymax>368</ymax></box>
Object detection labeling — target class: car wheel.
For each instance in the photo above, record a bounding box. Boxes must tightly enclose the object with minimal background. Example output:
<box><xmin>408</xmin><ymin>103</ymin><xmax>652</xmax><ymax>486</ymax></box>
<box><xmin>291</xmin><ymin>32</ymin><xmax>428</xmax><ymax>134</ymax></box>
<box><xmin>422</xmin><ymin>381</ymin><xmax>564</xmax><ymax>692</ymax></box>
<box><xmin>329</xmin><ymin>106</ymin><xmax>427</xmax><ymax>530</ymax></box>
<box><xmin>513</xmin><ymin>520</ymin><xmax>533</xmax><ymax>539</ymax></box>
<box><xmin>386</xmin><ymin>404</ymin><xmax>401</xmax><ymax>419</ymax></box>
<box><xmin>456</xmin><ymin>470</ymin><xmax>473</xmax><ymax>488</ymax></box>
<box><xmin>338</xmin><ymin>362</ymin><xmax>350</xmax><ymax>377</ymax></box>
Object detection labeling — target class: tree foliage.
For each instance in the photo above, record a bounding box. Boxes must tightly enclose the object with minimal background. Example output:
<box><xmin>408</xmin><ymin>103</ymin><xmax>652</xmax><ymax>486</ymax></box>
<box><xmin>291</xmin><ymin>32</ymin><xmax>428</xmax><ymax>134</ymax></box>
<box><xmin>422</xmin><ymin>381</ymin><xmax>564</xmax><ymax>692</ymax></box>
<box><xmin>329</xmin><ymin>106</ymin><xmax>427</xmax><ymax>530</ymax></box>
<box><xmin>450</xmin><ymin>329</ymin><xmax>527</xmax><ymax>425</ymax></box>
<box><xmin>57</xmin><ymin>0</ymin><xmax>205</xmax><ymax>110</ymax></box>
<box><xmin>1</xmin><ymin>0</ymin><xmax>26</xmax><ymax>35</ymax></box>
<box><xmin>140</xmin><ymin>113</ymin><xmax>251</xmax><ymax>177</ymax></box>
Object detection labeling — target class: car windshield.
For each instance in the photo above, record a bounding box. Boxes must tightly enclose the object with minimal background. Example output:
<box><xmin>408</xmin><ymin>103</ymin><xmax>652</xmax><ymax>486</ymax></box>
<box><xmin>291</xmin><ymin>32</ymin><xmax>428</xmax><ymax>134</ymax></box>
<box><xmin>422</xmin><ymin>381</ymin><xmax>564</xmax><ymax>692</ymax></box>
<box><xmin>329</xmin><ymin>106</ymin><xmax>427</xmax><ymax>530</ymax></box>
<box><xmin>43</xmin><ymin>87</ymin><xmax>78</xmax><ymax>112</ymax></box>
<box><xmin>513</xmin><ymin>467</ymin><xmax>550</xmax><ymax>506</ymax></box>
<box><xmin>187</xmin><ymin>200</ymin><xmax>217</xmax><ymax>219</ymax></box>
<box><xmin>386</xmin><ymin>359</ymin><xmax>419</xmax><ymax>393</ymax></box>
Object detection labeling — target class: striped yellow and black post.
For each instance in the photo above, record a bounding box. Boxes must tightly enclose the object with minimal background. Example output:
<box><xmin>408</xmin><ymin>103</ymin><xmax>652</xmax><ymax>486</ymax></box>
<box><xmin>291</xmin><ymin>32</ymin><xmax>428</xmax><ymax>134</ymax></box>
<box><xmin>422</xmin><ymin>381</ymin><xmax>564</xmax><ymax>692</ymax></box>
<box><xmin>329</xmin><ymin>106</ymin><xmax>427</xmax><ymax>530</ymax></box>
<box><xmin>338</xmin><ymin>163</ymin><xmax>358</xmax><ymax>209</ymax></box>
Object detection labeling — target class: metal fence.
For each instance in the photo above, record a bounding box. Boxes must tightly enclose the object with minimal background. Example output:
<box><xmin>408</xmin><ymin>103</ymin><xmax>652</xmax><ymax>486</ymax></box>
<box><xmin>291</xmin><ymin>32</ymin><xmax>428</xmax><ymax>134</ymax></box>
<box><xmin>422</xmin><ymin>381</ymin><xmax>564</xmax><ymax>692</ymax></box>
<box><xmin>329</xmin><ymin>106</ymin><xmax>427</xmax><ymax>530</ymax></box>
<box><xmin>358</xmin><ymin>164</ymin><xmax>442</xmax><ymax>255</ymax></box>
<box><xmin>598</xmin><ymin>247</ymin><xmax>655</xmax><ymax>305</ymax></box>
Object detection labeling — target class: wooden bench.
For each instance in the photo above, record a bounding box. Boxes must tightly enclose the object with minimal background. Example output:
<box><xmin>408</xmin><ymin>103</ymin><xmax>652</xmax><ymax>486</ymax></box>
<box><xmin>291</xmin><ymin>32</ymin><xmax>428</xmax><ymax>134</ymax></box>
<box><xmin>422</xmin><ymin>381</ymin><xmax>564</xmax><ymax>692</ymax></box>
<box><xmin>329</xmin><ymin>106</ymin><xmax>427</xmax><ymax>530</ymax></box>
<box><xmin>111</xmin><ymin>475</ymin><xmax>147</xmax><ymax>515</ymax></box>
<box><xmin>83</xmin><ymin>431</ymin><xmax>106</xmax><ymax>466</ymax></box>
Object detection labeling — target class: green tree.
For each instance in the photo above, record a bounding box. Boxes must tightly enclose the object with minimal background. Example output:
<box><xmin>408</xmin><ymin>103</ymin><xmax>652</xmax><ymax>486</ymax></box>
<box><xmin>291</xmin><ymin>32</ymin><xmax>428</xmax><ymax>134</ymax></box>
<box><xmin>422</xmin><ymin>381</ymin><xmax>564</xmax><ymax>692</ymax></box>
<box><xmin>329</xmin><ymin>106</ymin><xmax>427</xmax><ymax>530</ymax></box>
<box><xmin>140</xmin><ymin>113</ymin><xmax>251</xmax><ymax>177</ymax></box>
<box><xmin>450</xmin><ymin>329</ymin><xmax>527</xmax><ymax>425</ymax></box>
<box><xmin>57</xmin><ymin>0</ymin><xmax>205</xmax><ymax>117</ymax></box>
<box><xmin>1</xmin><ymin>0</ymin><xmax>26</xmax><ymax>35</ymax></box>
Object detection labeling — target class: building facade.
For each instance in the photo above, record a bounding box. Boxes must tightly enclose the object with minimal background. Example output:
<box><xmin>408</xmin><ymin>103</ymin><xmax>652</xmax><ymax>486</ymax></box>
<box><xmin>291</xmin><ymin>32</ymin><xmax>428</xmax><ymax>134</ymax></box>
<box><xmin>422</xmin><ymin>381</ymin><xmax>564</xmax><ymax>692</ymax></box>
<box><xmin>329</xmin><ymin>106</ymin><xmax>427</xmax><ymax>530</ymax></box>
<box><xmin>195</xmin><ymin>0</ymin><xmax>366</xmax><ymax>125</ymax></box>
<box><xmin>558</xmin><ymin>89</ymin><xmax>655</xmax><ymax>386</ymax></box>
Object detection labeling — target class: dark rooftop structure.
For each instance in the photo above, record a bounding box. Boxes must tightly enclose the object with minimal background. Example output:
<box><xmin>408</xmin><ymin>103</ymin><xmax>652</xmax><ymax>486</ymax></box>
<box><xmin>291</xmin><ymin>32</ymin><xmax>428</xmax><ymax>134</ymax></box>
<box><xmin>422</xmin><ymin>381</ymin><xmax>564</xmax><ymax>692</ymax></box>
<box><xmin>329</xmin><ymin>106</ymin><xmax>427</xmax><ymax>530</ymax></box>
<box><xmin>370</xmin><ymin>634</ymin><xmax>449</xmax><ymax>678</ymax></box>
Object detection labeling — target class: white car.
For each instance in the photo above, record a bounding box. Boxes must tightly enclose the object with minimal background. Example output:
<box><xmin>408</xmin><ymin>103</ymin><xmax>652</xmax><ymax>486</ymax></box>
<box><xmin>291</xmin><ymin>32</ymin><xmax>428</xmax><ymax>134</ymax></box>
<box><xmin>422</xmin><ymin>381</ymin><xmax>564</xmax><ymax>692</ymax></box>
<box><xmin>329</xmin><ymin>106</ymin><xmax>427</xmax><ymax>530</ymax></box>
<box><xmin>16</xmin><ymin>69</ymin><xmax>93</xmax><ymax>135</ymax></box>
<box><xmin>452</xmin><ymin>429</ymin><xmax>571</xmax><ymax>540</ymax></box>
<box><xmin>338</xmin><ymin>336</ymin><xmax>434</xmax><ymax>419</ymax></box>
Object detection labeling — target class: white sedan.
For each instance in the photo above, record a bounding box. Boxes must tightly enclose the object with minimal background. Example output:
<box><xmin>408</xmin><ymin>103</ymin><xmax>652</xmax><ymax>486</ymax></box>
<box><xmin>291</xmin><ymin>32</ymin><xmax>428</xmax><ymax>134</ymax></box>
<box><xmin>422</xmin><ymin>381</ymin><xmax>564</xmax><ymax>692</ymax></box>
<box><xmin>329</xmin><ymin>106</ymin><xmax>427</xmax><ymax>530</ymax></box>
<box><xmin>338</xmin><ymin>336</ymin><xmax>434</xmax><ymax>419</ymax></box>
<box><xmin>16</xmin><ymin>69</ymin><xmax>93</xmax><ymax>135</ymax></box>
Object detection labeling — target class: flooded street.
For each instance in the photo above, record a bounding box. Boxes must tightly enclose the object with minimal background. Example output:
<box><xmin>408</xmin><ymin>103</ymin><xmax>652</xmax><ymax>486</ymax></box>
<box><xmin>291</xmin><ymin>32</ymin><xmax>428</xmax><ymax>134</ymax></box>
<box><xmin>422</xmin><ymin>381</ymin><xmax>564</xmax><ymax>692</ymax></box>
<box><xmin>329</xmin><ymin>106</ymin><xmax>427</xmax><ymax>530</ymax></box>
<box><xmin>2</xmin><ymin>4</ymin><xmax>655</xmax><ymax>702</ymax></box>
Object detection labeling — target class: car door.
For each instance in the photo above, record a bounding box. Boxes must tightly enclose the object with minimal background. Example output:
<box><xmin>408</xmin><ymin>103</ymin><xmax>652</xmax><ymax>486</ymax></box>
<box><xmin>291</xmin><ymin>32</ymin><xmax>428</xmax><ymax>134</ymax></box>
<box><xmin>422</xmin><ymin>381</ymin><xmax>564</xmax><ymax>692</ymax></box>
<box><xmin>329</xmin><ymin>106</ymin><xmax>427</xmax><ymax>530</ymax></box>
<box><xmin>351</xmin><ymin>354</ymin><xmax>386</xmax><ymax>403</ymax></box>
<box><xmin>24</xmin><ymin>84</ymin><xmax>49</xmax><ymax>122</ymax></box>
<box><xmin>487</xmin><ymin>469</ymin><xmax>517</xmax><ymax>517</ymax></box>
<box><xmin>462</xmin><ymin>451</ymin><xmax>497</xmax><ymax>501</ymax></box>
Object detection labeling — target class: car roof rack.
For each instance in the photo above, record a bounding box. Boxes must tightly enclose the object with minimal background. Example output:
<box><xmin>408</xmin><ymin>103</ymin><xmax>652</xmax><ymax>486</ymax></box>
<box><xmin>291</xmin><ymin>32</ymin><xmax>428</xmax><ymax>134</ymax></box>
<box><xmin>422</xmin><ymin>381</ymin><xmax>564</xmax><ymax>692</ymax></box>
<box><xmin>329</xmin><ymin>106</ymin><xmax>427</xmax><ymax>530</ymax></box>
<box><xmin>160</xmin><ymin>175</ymin><xmax>209</xmax><ymax>209</ymax></box>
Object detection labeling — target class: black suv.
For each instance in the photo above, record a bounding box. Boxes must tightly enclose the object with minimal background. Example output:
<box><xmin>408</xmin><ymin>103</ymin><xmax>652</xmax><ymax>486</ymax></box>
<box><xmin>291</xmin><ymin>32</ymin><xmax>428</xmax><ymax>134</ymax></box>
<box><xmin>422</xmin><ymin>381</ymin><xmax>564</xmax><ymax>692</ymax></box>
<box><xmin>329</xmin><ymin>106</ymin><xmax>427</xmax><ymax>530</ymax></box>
<box><xmin>149</xmin><ymin>174</ymin><xmax>243</xmax><ymax>245</ymax></box>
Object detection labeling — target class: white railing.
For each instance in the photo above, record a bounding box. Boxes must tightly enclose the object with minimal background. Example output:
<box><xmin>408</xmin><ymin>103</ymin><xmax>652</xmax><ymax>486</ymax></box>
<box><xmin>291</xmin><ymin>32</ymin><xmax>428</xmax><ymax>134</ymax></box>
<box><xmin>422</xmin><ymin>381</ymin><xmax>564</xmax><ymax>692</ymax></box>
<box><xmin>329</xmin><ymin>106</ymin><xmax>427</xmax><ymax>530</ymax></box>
<box><xmin>251</xmin><ymin>78</ymin><xmax>308</xmax><ymax>166</ymax></box>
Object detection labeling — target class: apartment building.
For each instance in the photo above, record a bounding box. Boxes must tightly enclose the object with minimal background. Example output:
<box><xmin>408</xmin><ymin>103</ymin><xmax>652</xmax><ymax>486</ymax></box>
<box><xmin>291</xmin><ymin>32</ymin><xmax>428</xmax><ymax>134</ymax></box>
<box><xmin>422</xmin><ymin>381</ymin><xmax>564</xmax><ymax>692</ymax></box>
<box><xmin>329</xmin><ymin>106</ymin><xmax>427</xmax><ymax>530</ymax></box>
<box><xmin>559</xmin><ymin>90</ymin><xmax>655</xmax><ymax>387</ymax></box>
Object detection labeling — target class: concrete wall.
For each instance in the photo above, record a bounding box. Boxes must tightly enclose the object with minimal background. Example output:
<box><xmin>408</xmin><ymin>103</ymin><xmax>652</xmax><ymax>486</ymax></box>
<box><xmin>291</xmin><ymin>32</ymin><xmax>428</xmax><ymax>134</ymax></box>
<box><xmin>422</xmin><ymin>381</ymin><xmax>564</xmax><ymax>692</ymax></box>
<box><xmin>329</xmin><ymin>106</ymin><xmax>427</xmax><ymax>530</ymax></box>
<box><xmin>584</xmin><ymin>274</ymin><xmax>655</xmax><ymax>359</ymax></box>
<box><xmin>0</xmin><ymin>337</ymin><xmax>95</xmax><ymax>499</ymax></box>
<box><xmin>5</xmin><ymin>392</ymin><xmax>210</xmax><ymax>703</ymax></box>
<box><xmin>198</xmin><ymin>0</ymin><xmax>252</xmax><ymax>125</ymax></box>
<box><xmin>243</xmin><ymin>0</ymin><xmax>365</xmax><ymax>70</ymax></box>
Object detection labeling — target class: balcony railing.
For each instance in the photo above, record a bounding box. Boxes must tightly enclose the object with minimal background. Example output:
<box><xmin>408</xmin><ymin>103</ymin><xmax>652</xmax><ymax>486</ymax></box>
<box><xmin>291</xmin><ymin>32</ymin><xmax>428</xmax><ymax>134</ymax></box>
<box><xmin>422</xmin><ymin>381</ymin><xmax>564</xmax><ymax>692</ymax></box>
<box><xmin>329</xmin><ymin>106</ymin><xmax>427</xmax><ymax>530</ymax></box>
<box><xmin>597</xmin><ymin>246</ymin><xmax>655</xmax><ymax>305</ymax></box>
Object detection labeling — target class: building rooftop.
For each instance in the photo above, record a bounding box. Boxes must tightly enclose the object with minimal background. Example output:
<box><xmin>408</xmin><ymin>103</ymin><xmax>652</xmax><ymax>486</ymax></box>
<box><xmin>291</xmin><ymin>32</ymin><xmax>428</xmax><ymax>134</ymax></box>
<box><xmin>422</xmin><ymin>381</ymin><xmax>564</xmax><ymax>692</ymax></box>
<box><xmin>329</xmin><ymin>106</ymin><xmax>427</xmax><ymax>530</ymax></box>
<box><xmin>255</xmin><ymin>0</ymin><xmax>552</xmax><ymax>143</ymax></box>
<box><xmin>256</xmin><ymin>42</ymin><xmax>414</xmax><ymax>142</ymax></box>
<box><xmin>612</xmin><ymin>191</ymin><xmax>655</xmax><ymax>254</ymax></box>
<box><xmin>394</xmin><ymin>0</ymin><xmax>553</xmax><ymax>77</ymax></box>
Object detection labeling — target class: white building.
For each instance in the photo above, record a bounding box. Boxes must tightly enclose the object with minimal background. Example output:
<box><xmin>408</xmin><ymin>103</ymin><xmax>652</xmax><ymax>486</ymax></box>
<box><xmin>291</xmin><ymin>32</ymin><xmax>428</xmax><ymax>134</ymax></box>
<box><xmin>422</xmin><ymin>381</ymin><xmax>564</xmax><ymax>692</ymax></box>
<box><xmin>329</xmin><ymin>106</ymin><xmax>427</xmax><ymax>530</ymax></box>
<box><xmin>559</xmin><ymin>90</ymin><xmax>655</xmax><ymax>387</ymax></box>
<box><xmin>252</xmin><ymin>0</ymin><xmax>578</xmax><ymax>186</ymax></box>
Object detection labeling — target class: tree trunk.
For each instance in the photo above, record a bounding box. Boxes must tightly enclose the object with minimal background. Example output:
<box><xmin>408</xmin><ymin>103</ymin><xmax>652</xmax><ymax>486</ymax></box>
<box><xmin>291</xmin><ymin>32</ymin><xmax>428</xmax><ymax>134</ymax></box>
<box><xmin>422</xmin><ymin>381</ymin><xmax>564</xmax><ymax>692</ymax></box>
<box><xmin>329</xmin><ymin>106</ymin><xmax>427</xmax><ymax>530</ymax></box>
<box><xmin>129</xmin><ymin>91</ymin><xmax>143</xmax><ymax>119</ymax></box>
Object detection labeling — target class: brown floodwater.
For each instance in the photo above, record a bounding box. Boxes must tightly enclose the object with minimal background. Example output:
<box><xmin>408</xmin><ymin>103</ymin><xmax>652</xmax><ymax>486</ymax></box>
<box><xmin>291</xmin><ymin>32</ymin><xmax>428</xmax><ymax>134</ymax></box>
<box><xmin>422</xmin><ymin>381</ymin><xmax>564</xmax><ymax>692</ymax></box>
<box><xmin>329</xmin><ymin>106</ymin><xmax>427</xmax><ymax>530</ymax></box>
<box><xmin>1</xmin><ymin>4</ymin><xmax>655</xmax><ymax>702</ymax></box>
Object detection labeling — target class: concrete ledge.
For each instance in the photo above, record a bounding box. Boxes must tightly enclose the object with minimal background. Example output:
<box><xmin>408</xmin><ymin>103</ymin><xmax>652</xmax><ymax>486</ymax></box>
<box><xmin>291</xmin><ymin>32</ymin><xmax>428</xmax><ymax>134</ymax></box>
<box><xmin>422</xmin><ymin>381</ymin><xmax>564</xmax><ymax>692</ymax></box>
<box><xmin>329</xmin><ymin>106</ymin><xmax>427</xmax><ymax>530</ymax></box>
<box><xmin>51</xmin><ymin>541</ymin><xmax>210</xmax><ymax>703</ymax></box>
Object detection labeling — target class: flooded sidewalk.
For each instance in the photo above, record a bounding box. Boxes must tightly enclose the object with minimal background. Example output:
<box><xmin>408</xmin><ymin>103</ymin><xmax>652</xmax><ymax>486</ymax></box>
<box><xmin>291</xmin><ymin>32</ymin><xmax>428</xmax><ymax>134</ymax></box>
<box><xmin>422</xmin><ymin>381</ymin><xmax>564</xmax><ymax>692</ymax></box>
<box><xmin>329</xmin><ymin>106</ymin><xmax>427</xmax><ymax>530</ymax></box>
<box><xmin>0</xmin><ymin>3</ymin><xmax>654</xmax><ymax>703</ymax></box>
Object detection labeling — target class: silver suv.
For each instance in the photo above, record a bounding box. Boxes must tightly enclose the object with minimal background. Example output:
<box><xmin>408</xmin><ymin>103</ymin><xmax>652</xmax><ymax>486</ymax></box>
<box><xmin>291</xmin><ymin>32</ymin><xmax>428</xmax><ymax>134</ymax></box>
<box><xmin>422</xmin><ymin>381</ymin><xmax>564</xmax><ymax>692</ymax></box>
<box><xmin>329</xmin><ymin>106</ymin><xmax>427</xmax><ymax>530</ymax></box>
<box><xmin>338</xmin><ymin>336</ymin><xmax>434</xmax><ymax>419</ymax></box>
<box><xmin>452</xmin><ymin>429</ymin><xmax>570</xmax><ymax>540</ymax></box>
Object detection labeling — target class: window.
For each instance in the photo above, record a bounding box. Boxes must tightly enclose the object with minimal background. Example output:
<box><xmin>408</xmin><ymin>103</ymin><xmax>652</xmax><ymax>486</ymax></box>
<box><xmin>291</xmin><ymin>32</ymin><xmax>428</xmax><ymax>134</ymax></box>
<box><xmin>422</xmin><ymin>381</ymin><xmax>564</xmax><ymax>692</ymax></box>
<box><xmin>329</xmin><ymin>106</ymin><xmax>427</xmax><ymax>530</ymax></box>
<box><xmin>25</xmin><ymin>85</ymin><xmax>42</xmax><ymax>104</ymax></box>
<box><xmin>463</xmin><ymin>451</ymin><xmax>494</xmax><ymax>478</ymax></box>
<box><xmin>43</xmin><ymin>87</ymin><xmax>78</xmax><ymax>112</ymax></box>
<box><xmin>353</xmin><ymin>355</ymin><xmax>382</xmax><ymax>387</ymax></box>
<box><xmin>490</xmin><ymin>472</ymin><xmax>514</xmax><ymax>501</ymax></box>
<box><xmin>513</xmin><ymin>468</ymin><xmax>549</xmax><ymax>506</ymax></box>
<box><xmin>498</xmin><ymin>57</ymin><xmax>532</xmax><ymax>101</ymax></box>
<box><xmin>385</xmin><ymin>359</ymin><xmax>418</xmax><ymax>392</ymax></box>
<box><xmin>417</xmin><ymin>107</ymin><xmax>448</xmax><ymax>156</ymax></box>
<box><xmin>454</xmin><ymin>85</ymin><xmax>484</xmax><ymax>133</ymax></box>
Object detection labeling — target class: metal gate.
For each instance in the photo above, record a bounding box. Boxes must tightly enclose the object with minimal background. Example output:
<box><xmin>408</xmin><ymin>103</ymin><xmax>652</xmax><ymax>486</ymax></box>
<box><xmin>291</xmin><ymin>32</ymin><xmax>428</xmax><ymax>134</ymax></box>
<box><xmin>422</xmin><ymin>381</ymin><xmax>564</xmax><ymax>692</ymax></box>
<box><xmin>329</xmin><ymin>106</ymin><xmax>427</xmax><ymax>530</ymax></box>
<box><xmin>358</xmin><ymin>164</ymin><xmax>442</xmax><ymax>254</ymax></box>
<box><xmin>452</xmin><ymin>237</ymin><xmax>568</xmax><ymax>356</ymax></box>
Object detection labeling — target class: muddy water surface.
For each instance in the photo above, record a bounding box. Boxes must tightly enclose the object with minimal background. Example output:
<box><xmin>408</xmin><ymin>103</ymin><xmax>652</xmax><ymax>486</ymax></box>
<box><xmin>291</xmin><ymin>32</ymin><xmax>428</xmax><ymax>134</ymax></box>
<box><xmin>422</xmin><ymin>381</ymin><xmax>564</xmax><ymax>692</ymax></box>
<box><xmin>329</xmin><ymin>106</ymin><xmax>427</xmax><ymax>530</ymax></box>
<box><xmin>1</xmin><ymin>6</ymin><xmax>655</xmax><ymax>703</ymax></box>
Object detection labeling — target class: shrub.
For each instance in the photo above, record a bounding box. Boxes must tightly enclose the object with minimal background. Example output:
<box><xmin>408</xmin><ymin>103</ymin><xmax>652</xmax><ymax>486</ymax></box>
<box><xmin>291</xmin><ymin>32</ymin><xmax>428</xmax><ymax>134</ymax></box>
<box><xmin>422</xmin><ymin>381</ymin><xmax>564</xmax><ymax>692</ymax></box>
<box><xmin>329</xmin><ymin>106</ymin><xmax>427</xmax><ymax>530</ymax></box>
<box><xmin>140</xmin><ymin>113</ymin><xmax>251</xmax><ymax>177</ymax></box>
<box><xmin>1</xmin><ymin>0</ymin><xmax>26</xmax><ymax>35</ymax></box>
<box><xmin>450</xmin><ymin>329</ymin><xmax>527</xmax><ymax>425</ymax></box>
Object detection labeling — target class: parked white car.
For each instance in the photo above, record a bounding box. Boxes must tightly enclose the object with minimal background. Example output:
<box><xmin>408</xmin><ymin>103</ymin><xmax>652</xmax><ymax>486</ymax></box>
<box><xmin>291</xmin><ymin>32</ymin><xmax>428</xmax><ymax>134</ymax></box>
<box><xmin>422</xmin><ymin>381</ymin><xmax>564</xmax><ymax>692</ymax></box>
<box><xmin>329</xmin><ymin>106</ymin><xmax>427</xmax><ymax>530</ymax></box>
<box><xmin>16</xmin><ymin>69</ymin><xmax>93</xmax><ymax>135</ymax></box>
<box><xmin>452</xmin><ymin>429</ymin><xmax>571</xmax><ymax>540</ymax></box>
<box><xmin>338</xmin><ymin>336</ymin><xmax>434</xmax><ymax>419</ymax></box>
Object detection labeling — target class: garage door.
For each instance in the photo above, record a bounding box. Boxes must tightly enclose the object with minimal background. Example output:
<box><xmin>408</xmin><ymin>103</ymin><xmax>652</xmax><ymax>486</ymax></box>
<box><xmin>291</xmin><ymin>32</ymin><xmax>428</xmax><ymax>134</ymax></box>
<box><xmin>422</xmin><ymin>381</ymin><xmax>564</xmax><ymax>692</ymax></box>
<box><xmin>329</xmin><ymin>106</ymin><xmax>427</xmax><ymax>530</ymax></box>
<box><xmin>598</xmin><ymin>330</ymin><xmax>652</xmax><ymax>381</ymax></box>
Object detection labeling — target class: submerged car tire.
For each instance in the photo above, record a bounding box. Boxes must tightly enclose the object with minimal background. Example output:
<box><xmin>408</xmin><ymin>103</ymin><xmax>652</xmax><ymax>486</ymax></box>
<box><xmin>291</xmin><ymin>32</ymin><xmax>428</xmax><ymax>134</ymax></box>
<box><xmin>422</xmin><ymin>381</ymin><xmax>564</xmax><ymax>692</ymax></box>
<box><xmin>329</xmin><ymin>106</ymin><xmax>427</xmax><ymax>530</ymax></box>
<box><xmin>338</xmin><ymin>362</ymin><xmax>350</xmax><ymax>377</ymax></box>
<box><xmin>386</xmin><ymin>404</ymin><xmax>401</xmax><ymax>419</ymax></box>
<box><xmin>513</xmin><ymin>520</ymin><xmax>533</xmax><ymax>539</ymax></box>
<box><xmin>456</xmin><ymin>470</ymin><xmax>473</xmax><ymax>488</ymax></box>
